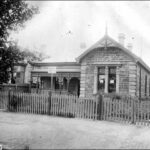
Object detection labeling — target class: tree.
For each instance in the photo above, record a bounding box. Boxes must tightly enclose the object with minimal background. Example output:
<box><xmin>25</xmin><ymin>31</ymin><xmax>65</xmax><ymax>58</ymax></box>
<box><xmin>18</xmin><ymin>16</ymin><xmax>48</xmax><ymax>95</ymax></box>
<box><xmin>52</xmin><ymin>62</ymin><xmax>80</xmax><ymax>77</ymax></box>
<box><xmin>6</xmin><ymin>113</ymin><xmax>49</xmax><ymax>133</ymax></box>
<box><xmin>21</xmin><ymin>48</ymin><xmax>51</xmax><ymax>62</ymax></box>
<box><xmin>0</xmin><ymin>42</ymin><xmax>50</xmax><ymax>83</ymax></box>
<box><xmin>0</xmin><ymin>0</ymin><xmax>39</xmax><ymax>83</ymax></box>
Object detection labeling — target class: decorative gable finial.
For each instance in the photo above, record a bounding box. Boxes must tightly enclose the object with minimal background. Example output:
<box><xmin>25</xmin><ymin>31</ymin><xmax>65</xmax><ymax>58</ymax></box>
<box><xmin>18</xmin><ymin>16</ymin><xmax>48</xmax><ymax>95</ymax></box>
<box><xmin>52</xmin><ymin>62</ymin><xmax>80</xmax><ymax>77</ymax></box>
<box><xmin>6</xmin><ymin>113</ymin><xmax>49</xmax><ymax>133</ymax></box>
<box><xmin>105</xmin><ymin>21</ymin><xmax>108</xmax><ymax>36</ymax></box>
<box><xmin>104</xmin><ymin>21</ymin><xmax>108</xmax><ymax>50</ymax></box>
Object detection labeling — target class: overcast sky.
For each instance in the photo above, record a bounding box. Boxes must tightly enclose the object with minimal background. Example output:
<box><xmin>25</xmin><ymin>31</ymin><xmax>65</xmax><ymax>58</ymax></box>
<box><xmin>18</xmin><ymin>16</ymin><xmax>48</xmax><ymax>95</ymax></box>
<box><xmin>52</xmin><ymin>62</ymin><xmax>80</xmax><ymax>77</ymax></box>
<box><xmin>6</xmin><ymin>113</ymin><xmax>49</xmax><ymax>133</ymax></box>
<box><xmin>9</xmin><ymin>1</ymin><xmax>150</xmax><ymax>66</ymax></box>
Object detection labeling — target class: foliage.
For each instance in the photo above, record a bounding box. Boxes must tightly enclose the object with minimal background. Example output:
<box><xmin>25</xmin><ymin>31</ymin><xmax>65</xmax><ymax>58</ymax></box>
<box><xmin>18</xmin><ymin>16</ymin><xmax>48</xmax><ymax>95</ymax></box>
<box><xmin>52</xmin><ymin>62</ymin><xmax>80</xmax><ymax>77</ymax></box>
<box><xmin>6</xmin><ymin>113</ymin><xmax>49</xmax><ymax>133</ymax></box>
<box><xmin>0</xmin><ymin>0</ymin><xmax>39</xmax><ymax>83</ymax></box>
<box><xmin>0</xmin><ymin>0</ymin><xmax>39</xmax><ymax>41</ymax></box>
<box><xmin>21</xmin><ymin>48</ymin><xmax>50</xmax><ymax>62</ymax></box>
<box><xmin>0</xmin><ymin>42</ymin><xmax>24</xmax><ymax>83</ymax></box>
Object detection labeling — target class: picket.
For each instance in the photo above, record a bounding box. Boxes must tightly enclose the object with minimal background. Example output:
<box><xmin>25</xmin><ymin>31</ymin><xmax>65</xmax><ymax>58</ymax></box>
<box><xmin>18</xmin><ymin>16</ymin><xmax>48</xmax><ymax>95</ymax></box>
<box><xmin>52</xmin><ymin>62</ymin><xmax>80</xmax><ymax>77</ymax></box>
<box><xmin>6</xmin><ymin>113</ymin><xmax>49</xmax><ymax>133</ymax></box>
<box><xmin>43</xmin><ymin>94</ymin><xmax>45</xmax><ymax>114</ymax></box>
<box><xmin>108</xmin><ymin>100</ymin><xmax>110</xmax><ymax>120</ymax></box>
<box><xmin>91</xmin><ymin>100</ymin><xmax>94</xmax><ymax>119</ymax></box>
<box><xmin>43</xmin><ymin>95</ymin><xmax>45</xmax><ymax>114</ymax></box>
<box><xmin>66</xmin><ymin>95</ymin><xmax>69</xmax><ymax>117</ymax></box>
<box><xmin>89</xmin><ymin>100</ymin><xmax>91</xmax><ymax>119</ymax></box>
<box><xmin>51</xmin><ymin>95</ymin><xmax>54</xmax><ymax>115</ymax></box>
<box><xmin>18</xmin><ymin>92</ymin><xmax>20</xmax><ymax>112</ymax></box>
<box><xmin>148</xmin><ymin>102</ymin><xmax>150</xmax><ymax>125</ymax></box>
<box><xmin>92</xmin><ymin>100</ymin><xmax>94</xmax><ymax>119</ymax></box>
<box><xmin>137</xmin><ymin>100</ymin><xmax>140</xmax><ymax>124</ymax></box>
<box><xmin>70</xmin><ymin>95</ymin><xmax>73</xmax><ymax>116</ymax></box>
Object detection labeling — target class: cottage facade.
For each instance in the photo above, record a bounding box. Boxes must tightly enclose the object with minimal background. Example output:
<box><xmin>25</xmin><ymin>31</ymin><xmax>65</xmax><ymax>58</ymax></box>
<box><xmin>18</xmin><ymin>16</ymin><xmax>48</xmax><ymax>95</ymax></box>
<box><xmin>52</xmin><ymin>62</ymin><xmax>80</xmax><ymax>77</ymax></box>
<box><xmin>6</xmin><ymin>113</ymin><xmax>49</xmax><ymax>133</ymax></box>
<box><xmin>14</xmin><ymin>33</ymin><xmax>150</xmax><ymax>98</ymax></box>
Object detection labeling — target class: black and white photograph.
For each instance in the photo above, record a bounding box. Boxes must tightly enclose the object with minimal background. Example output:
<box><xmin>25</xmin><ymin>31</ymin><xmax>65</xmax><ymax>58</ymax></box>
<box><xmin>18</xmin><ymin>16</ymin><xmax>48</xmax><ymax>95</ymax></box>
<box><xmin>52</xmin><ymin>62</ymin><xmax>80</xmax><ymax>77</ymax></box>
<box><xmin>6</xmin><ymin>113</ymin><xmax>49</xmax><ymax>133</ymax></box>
<box><xmin>1</xmin><ymin>0</ymin><xmax>150</xmax><ymax>149</ymax></box>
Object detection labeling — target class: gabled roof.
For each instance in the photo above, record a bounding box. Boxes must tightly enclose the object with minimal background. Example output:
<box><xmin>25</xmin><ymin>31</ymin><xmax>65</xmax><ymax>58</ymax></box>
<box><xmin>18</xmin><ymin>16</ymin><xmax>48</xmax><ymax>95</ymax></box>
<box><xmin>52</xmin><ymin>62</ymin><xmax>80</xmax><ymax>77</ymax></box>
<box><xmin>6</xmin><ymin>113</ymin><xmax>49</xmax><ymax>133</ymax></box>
<box><xmin>76</xmin><ymin>34</ymin><xmax>150</xmax><ymax>72</ymax></box>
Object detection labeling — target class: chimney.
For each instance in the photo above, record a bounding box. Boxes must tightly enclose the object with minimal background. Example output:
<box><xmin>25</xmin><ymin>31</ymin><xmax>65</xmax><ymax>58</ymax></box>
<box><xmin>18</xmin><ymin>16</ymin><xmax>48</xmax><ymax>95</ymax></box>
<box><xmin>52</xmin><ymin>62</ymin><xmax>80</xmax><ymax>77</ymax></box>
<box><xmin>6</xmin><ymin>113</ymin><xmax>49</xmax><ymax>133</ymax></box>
<box><xmin>118</xmin><ymin>33</ymin><xmax>125</xmax><ymax>46</ymax></box>
<box><xmin>127</xmin><ymin>43</ymin><xmax>133</xmax><ymax>51</ymax></box>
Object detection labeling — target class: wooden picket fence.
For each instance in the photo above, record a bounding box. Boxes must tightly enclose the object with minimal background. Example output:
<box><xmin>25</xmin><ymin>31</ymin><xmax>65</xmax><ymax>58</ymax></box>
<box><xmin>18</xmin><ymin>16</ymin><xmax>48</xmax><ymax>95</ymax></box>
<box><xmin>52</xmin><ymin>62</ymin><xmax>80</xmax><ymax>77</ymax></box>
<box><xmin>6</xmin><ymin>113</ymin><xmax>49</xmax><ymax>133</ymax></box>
<box><xmin>3</xmin><ymin>91</ymin><xmax>97</xmax><ymax>120</ymax></box>
<box><xmin>50</xmin><ymin>94</ymin><xmax>97</xmax><ymax>119</ymax></box>
<box><xmin>101</xmin><ymin>95</ymin><xmax>150</xmax><ymax>125</ymax></box>
<box><xmin>1</xmin><ymin>90</ymin><xmax>150</xmax><ymax>126</ymax></box>
<box><xmin>0</xmin><ymin>91</ymin><xmax>8</xmax><ymax>111</ymax></box>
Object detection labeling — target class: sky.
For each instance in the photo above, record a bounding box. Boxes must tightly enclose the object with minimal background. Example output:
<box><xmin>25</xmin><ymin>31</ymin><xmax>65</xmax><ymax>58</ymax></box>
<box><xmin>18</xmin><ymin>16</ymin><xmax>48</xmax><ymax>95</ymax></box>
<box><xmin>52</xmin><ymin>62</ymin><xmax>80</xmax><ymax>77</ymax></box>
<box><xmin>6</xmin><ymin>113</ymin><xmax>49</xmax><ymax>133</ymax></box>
<box><xmin>9</xmin><ymin>1</ymin><xmax>150</xmax><ymax>66</ymax></box>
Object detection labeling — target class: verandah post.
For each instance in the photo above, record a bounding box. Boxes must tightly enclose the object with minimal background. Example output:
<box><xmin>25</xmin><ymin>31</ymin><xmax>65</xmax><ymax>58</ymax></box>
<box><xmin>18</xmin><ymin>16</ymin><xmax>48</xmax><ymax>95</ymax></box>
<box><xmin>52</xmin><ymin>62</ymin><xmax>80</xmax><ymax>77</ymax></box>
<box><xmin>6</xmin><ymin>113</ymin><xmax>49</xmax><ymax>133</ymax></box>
<box><xmin>48</xmin><ymin>91</ymin><xmax>52</xmax><ymax>115</ymax></box>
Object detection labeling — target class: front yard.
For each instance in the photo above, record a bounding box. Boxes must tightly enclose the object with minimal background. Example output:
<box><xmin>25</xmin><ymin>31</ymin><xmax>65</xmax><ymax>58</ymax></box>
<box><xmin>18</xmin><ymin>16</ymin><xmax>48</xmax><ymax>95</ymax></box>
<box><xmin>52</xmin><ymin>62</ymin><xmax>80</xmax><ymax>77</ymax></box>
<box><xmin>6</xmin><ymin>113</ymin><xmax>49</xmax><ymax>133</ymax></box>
<box><xmin>0</xmin><ymin>111</ymin><xmax>150</xmax><ymax>149</ymax></box>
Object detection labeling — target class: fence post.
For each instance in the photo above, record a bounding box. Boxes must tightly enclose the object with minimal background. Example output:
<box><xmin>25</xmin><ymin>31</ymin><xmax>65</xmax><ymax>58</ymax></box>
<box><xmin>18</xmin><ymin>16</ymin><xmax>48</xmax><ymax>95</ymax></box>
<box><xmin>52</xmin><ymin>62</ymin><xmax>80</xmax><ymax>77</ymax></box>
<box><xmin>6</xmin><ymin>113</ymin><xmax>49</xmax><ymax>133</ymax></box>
<box><xmin>8</xmin><ymin>89</ymin><xmax>11</xmax><ymax>111</ymax></box>
<box><xmin>131</xmin><ymin>97</ymin><xmax>136</xmax><ymax>124</ymax></box>
<box><xmin>48</xmin><ymin>91</ymin><xmax>52</xmax><ymax>115</ymax></box>
<box><xmin>96</xmin><ymin>94</ymin><xmax>103</xmax><ymax>120</ymax></box>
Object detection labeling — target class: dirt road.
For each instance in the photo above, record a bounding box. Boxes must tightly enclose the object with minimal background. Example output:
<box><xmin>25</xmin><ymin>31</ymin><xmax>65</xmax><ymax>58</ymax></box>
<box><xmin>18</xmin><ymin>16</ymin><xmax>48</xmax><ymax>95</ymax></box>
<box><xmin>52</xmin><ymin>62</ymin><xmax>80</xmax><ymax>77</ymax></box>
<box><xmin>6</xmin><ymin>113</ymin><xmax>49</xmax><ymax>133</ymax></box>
<box><xmin>0</xmin><ymin>112</ymin><xmax>150</xmax><ymax>149</ymax></box>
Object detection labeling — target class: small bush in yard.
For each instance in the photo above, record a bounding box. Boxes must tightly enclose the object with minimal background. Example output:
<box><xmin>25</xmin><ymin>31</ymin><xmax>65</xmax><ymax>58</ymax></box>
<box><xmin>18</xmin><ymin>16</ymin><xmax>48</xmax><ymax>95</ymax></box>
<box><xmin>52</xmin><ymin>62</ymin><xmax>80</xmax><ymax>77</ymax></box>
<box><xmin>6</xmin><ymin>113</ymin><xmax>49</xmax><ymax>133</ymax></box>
<box><xmin>8</xmin><ymin>95</ymin><xmax>23</xmax><ymax>112</ymax></box>
<box><xmin>24</xmin><ymin>145</ymin><xmax>30</xmax><ymax>150</ymax></box>
<box><xmin>8</xmin><ymin>95</ymin><xmax>18</xmax><ymax>111</ymax></box>
<box><xmin>57</xmin><ymin>112</ymin><xmax>75</xmax><ymax>118</ymax></box>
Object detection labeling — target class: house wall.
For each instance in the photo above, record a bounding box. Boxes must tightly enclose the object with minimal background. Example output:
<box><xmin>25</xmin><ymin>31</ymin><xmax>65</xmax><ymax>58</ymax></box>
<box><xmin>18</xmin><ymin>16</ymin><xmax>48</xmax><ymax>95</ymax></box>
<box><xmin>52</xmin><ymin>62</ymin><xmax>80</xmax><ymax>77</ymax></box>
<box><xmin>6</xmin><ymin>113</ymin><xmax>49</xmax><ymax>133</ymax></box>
<box><xmin>128</xmin><ymin>62</ymin><xmax>137</xmax><ymax>96</ymax></box>
<box><xmin>15</xmin><ymin>72</ymin><xmax>25</xmax><ymax>84</ymax></box>
<box><xmin>14</xmin><ymin>64</ymin><xmax>33</xmax><ymax>84</ymax></box>
<box><xmin>24</xmin><ymin>63</ymin><xmax>33</xmax><ymax>83</ymax></box>
<box><xmin>14</xmin><ymin>66</ymin><xmax>25</xmax><ymax>84</ymax></box>
<box><xmin>80</xmin><ymin>47</ymin><xmax>137</xmax><ymax>97</ymax></box>
<box><xmin>136</xmin><ymin>64</ymin><xmax>150</xmax><ymax>98</ymax></box>
<box><xmin>119</xmin><ymin>63</ymin><xmax>130</xmax><ymax>95</ymax></box>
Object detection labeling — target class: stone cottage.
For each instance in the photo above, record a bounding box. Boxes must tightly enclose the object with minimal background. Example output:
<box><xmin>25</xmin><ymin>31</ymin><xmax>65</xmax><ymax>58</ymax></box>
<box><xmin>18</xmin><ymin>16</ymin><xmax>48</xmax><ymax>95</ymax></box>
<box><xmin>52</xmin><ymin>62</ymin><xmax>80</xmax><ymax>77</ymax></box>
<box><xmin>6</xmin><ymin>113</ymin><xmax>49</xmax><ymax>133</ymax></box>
<box><xmin>14</xmin><ymin>33</ymin><xmax>150</xmax><ymax>98</ymax></box>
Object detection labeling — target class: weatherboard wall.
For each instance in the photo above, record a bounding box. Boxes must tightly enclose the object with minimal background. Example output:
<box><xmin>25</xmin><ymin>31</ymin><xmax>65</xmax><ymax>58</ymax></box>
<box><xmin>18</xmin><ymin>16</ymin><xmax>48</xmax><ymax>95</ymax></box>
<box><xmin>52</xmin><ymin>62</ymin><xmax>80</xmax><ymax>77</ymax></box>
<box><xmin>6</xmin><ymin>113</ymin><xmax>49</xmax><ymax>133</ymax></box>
<box><xmin>136</xmin><ymin>64</ymin><xmax>150</xmax><ymax>98</ymax></box>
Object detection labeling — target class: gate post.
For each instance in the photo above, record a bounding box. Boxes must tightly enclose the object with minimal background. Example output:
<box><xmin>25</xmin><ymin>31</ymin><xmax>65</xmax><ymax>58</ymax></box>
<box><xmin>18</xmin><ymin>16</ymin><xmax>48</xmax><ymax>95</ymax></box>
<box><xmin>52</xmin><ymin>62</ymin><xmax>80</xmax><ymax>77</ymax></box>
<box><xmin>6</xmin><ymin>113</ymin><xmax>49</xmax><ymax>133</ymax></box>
<box><xmin>48</xmin><ymin>91</ymin><xmax>52</xmax><ymax>115</ymax></box>
<box><xmin>96</xmin><ymin>94</ymin><xmax>103</xmax><ymax>120</ymax></box>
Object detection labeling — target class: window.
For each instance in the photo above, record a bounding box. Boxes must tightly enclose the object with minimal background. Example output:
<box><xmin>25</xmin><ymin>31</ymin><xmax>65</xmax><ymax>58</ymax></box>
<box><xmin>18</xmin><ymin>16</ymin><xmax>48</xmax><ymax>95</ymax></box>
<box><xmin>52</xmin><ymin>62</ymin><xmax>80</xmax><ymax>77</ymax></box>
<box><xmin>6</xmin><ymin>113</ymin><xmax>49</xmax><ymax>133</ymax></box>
<box><xmin>108</xmin><ymin>67</ymin><xmax>116</xmax><ymax>93</ymax></box>
<box><xmin>145</xmin><ymin>75</ymin><xmax>147</xmax><ymax>96</ymax></box>
<box><xmin>98</xmin><ymin>67</ymin><xmax>105</xmax><ymax>92</ymax></box>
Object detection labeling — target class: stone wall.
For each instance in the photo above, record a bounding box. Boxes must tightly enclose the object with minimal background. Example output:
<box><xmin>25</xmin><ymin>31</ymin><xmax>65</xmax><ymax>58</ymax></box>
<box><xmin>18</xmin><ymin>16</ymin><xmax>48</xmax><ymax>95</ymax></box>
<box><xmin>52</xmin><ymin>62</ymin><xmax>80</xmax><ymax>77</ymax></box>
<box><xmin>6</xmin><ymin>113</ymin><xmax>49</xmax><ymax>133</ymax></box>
<box><xmin>84</xmin><ymin>65</ymin><xmax>95</xmax><ymax>97</ymax></box>
<box><xmin>128</xmin><ymin>62</ymin><xmax>137</xmax><ymax>96</ymax></box>
<box><xmin>119</xmin><ymin>64</ymin><xmax>129</xmax><ymax>95</ymax></box>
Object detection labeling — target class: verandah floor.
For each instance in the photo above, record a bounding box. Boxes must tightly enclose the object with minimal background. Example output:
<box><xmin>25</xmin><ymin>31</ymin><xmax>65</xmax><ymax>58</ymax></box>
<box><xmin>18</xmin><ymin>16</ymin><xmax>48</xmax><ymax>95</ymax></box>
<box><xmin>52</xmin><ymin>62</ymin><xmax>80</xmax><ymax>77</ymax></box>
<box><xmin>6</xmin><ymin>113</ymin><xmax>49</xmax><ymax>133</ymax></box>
<box><xmin>0</xmin><ymin>112</ymin><xmax>150</xmax><ymax>149</ymax></box>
